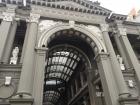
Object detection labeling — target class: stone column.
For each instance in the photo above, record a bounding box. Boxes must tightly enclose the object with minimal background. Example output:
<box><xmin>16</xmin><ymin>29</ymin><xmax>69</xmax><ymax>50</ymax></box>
<box><xmin>2</xmin><ymin>20</ymin><xmax>18</xmax><ymax>64</ymax></box>
<box><xmin>100</xmin><ymin>24</ymin><xmax>129</xmax><ymax>97</ymax></box>
<box><xmin>113</xmin><ymin>31</ymin><xmax>131</xmax><ymax>70</ymax></box>
<box><xmin>116</xmin><ymin>24</ymin><xmax>140</xmax><ymax>88</ymax></box>
<box><xmin>33</xmin><ymin>47</ymin><xmax>48</xmax><ymax>105</ymax></box>
<box><xmin>95</xmin><ymin>53</ymin><xmax>119</xmax><ymax>105</ymax></box>
<box><xmin>87</xmin><ymin>69</ymin><xmax>97</xmax><ymax>105</ymax></box>
<box><xmin>17</xmin><ymin>13</ymin><xmax>40</xmax><ymax>96</ymax></box>
<box><xmin>0</xmin><ymin>12</ymin><xmax>15</xmax><ymax>63</ymax></box>
<box><xmin>20</xmin><ymin>23</ymin><xmax>30</xmax><ymax>64</ymax></box>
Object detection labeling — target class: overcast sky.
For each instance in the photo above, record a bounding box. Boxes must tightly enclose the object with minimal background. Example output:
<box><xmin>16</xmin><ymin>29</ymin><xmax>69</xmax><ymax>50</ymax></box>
<box><xmin>91</xmin><ymin>0</ymin><xmax>140</xmax><ymax>15</ymax></box>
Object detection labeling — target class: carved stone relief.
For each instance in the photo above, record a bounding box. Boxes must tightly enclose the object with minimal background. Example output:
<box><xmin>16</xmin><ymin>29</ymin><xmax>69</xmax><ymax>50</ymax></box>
<box><xmin>0</xmin><ymin>68</ymin><xmax>20</xmax><ymax>99</ymax></box>
<box><xmin>2</xmin><ymin>12</ymin><xmax>15</xmax><ymax>22</ymax></box>
<box><xmin>85</xmin><ymin>25</ymin><xmax>104</xmax><ymax>41</ymax></box>
<box><xmin>39</xmin><ymin>20</ymin><xmax>63</xmax><ymax>33</ymax></box>
<box><xmin>100</xmin><ymin>24</ymin><xmax>109</xmax><ymax>32</ymax></box>
<box><xmin>27</xmin><ymin>13</ymin><xmax>40</xmax><ymax>23</ymax></box>
<box><xmin>118</xmin><ymin>28</ymin><xmax>127</xmax><ymax>36</ymax></box>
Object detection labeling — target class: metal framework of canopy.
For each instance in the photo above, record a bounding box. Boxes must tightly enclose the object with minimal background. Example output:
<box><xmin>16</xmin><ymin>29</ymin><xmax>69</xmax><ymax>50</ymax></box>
<box><xmin>44</xmin><ymin>45</ymin><xmax>87</xmax><ymax>105</ymax></box>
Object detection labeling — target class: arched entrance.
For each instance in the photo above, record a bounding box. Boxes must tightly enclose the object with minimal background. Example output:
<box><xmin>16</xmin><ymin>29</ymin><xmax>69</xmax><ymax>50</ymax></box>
<box><xmin>35</xmin><ymin>24</ymin><xmax>119</xmax><ymax>105</ymax></box>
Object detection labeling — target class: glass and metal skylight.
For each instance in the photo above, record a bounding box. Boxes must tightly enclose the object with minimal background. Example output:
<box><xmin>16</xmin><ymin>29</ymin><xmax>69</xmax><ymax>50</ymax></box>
<box><xmin>45</xmin><ymin>47</ymin><xmax>81</xmax><ymax>82</ymax></box>
<box><xmin>44</xmin><ymin>45</ymin><xmax>87</xmax><ymax>105</ymax></box>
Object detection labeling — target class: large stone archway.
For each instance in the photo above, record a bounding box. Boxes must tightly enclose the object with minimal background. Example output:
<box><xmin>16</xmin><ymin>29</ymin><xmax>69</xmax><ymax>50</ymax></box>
<box><xmin>33</xmin><ymin>21</ymin><xmax>125</xmax><ymax>105</ymax></box>
<box><xmin>37</xmin><ymin>20</ymin><xmax>107</xmax><ymax>54</ymax></box>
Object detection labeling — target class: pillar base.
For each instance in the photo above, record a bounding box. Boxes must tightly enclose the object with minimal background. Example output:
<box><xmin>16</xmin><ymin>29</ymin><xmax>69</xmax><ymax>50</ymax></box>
<box><xmin>119</xmin><ymin>97</ymin><xmax>140</xmax><ymax>105</ymax></box>
<box><xmin>9</xmin><ymin>98</ymin><xmax>33</xmax><ymax>105</ymax></box>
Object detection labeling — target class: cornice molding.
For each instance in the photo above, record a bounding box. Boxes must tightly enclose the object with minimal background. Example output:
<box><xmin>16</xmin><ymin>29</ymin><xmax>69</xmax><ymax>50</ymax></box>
<box><xmin>0</xmin><ymin>1</ymin><xmax>127</xmax><ymax>21</ymax></box>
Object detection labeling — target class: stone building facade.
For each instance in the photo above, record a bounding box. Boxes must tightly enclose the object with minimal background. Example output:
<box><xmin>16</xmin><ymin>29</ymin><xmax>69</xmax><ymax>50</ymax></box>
<box><xmin>0</xmin><ymin>0</ymin><xmax>140</xmax><ymax>105</ymax></box>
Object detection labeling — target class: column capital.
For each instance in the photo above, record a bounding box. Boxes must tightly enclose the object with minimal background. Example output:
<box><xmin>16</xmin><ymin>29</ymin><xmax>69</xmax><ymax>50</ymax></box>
<box><xmin>2</xmin><ymin>12</ymin><xmax>15</xmax><ymax>22</ymax></box>
<box><xmin>100</xmin><ymin>24</ymin><xmax>109</xmax><ymax>32</ymax></box>
<box><xmin>94</xmin><ymin>52</ymin><xmax>109</xmax><ymax>62</ymax></box>
<box><xmin>118</xmin><ymin>27</ymin><xmax>127</xmax><ymax>36</ymax></box>
<box><xmin>26</xmin><ymin>13</ymin><xmax>40</xmax><ymax>23</ymax></box>
<box><xmin>35</xmin><ymin>47</ymin><xmax>48</xmax><ymax>55</ymax></box>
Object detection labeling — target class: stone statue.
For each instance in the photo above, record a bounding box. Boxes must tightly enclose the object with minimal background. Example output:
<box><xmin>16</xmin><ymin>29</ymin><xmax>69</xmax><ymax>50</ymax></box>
<box><xmin>10</xmin><ymin>47</ymin><xmax>19</xmax><ymax>64</ymax></box>
<box><xmin>128</xmin><ymin>80</ymin><xmax>134</xmax><ymax>88</ymax></box>
<box><xmin>117</xmin><ymin>55</ymin><xmax>125</xmax><ymax>70</ymax></box>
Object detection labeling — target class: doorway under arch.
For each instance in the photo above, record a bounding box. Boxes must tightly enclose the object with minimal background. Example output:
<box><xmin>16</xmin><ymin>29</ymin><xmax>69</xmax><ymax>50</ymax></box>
<box><xmin>42</xmin><ymin>29</ymin><xmax>106</xmax><ymax>105</ymax></box>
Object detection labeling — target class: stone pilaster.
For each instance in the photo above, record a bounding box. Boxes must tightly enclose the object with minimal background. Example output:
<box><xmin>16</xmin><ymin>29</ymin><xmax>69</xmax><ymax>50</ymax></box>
<box><xmin>2</xmin><ymin>20</ymin><xmax>18</xmax><ymax>64</ymax></box>
<box><xmin>116</xmin><ymin>24</ymin><xmax>140</xmax><ymax>90</ymax></box>
<box><xmin>10</xmin><ymin>14</ymin><xmax>40</xmax><ymax>105</ymax></box>
<box><xmin>17</xmin><ymin>13</ymin><xmax>40</xmax><ymax>96</ymax></box>
<box><xmin>95</xmin><ymin>53</ymin><xmax>119</xmax><ymax>105</ymax></box>
<box><xmin>33</xmin><ymin>47</ymin><xmax>48</xmax><ymax>105</ymax></box>
<box><xmin>9</xmin><ymin>13</ymin><xmax>40</xmax><ymax>105</ymax></box>
<box><xmin>0</xmin><ymin>12</ymin><xmax>15</xmax><ymax>63</ymax></box>
<box><xmin>100</xmin><ymin>24</ymin><xmax>130</xmax><ymax>97</ymax></box>
<box><xmin>86</xmin><ymin>69</ymin><xmax>97</xmax><ymax>105</ymax></box>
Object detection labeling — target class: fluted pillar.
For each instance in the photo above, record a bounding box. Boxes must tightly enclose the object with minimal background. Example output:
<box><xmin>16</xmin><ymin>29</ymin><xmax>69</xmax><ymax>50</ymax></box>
<box><xmin>116</xmin><ymin>24</ymin><xmax>140</xmax><ymax>88</ymax></box>
<box><xmin>100</xmin><ymin>24</ymin><xmax>129</xmax><ymax>97</ymax></box>
<box><xmin>33</xmin><ymin>47</ymin><xmax>48</xmax><ymax>105</ymax></box>
<box><xmin>2</xmin><ymin>20</ymin><xmax>18</xmax><ymax>64</ymax></box>
<box><xmin>0</xmin><ymin>12</ymin><xmax>15</xmax><ymax>63</ymax></box>
<box><xmin>17</xmin><ymin>13</ymin><xmax>40</xmax><ymax>96</ymax></box>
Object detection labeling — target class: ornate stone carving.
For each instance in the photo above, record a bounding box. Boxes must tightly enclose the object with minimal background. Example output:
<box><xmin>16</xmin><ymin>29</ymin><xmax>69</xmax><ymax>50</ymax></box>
<box><xmin>117</xmin><ymin>55</ymin><xmax>125</xmax><ymax>71</ymax></box>
<box><xmin>118</xmin><ymin>28</ymin><xmax>127</xmax><ymax>36</ymax></box>
<box><xmin>10</xmin><ymin>47</ymin><xmax>19</xmax><ymax>65</ymax></box>
<box><xmin>5</xmin><ymin>76</ymin><xmax>12</xmax><ymax>86</ymax></box>
<box><xmin>69</xmin><ymin>20</ymin><xmax>75</xmax><ymax>28</ymax></box>
<box><xmin>100</xmin><ymin>24</ymin><xmax>109</xmax><ymax>32</ymax></box>
<box><xmin>2</xmin><ymin>12</ymin><xmax>15</xmax><ymax>22</ymax></box>
<box><xmin>39</xmin><ymin>20</ymin><xmax>63</xmax><ymax>32</ymax></box>
<box><xmin>86</xmin><ymin>25</ymin><xmax>103</xmax><ymax>39</ymax></box>
<box><xmin>0</xmin><ymin>83</ymin><xmax>15</xmax><ymax>99</ymax></box>
<box><xmin>27</xmin><ymin>13</ymin><xmax>40</xmax><ymax>23</ymax></box>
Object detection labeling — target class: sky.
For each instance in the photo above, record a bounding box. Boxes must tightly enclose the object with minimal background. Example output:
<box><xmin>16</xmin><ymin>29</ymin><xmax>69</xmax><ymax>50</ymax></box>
<box><xmin>91</xmin><ymin>0</ymin><xmax>140</xmax><ymax>15</ymax></box>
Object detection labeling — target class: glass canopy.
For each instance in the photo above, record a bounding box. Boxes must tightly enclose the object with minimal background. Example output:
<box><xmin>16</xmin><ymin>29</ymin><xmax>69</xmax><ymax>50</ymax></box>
<box><xmin>44</xmin><ymin>45</ymin><xmax>86</xmax><ymax>105</ymax></box>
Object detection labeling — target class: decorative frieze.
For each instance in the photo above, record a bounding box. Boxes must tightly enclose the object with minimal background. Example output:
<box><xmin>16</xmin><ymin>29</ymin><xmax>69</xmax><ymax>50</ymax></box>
<box><xmin>39</xmin><ymin>20</ymin><xmax>63</xmax><ymax>33</ymax></box>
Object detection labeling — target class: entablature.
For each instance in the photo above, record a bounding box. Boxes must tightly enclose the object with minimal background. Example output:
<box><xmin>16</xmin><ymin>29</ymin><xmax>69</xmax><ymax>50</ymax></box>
<box><xmin>108</xmin><ymin>20</ymin><xmax>140</xmax><ymax>36</ymax></box>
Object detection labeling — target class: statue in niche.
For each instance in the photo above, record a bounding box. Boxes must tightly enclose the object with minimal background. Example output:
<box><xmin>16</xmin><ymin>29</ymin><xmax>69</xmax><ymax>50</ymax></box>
<box><xmin>117</xmin><ymin>55</ymin><xmax>125</xmax><ymax>70</ymax></box>
<box><xmin>10</xmin><ymin>47</ymin><xmax>19</xmax><ymax>64</ymax></box>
